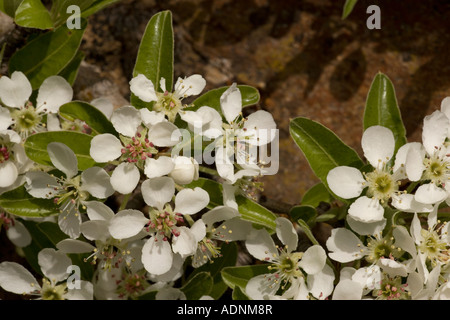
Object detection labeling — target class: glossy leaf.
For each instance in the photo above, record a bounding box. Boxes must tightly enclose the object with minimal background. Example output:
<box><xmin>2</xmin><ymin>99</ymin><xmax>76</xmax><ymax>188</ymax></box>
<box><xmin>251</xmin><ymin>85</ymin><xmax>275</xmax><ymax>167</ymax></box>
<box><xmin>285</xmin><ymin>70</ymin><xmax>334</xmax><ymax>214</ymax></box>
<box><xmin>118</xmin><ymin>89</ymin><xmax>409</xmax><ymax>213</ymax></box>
<box><xmin>289</xmin><ymin>117</ymin><xmax>364</xmax><ymax>199</ymax></box>
<box><xmin>221</xmin><ymin>264</ymin><xmax>271</xmax><ymax>291</ymax></box>
<box><xmin>50</xmin><ymin>0</ymin><xmax>93</xmax><ymax>26</ymax></box>
<box><xmin>9</xmin><ymin>20</ymin><xmax>87</xmax><ymax>90</ymax></box>
<box><xmin>301</xmin><ymin>182</ymin><xmax>333</xmax><ymax>207</ymax></box>
<box><xmin>363</xmin><ymin>72</ymin><xmax>407</xmax><ymax>154</ymax></box>
<box><xmin>342</xmin><ymin>0</ymin><xmax>358</xmax><ymax>19</ymax></box>
<box><xmin>232</xmin><ymin>286</ymin><xmax>250</xmax><ymax>300</ymax></box>
<box><xmin>180</xmin><ymin>272</ymin><xmax>213</xmax><ymax>300</ymax></box>
<box><xmin>24</xmin><ymin>131</ymin><xmax>98</xmax><ymax>170</ymax></box>
<box><xmin>15</xmin><ymin>0</ymin><xmax>53</xmax><ymax>30</ymax></box>
<box><xmin>289</xmin><ymin>205</ymin><xmax>317</xmax><ymax>226</ymax></box>
<box><xmin>132</xmin><ymin>10</ymin><xmax>173</xmax><ymax>109</ymax></box>
<box><xmin>59</xmin><ymin>101</ymin><xmax>118</xmax><ymax>136</ymax></box>
<box><xmin>0</xmin><ymin>0</ymin><xmax>24</xmax><ymax>17</ymax></box>
<box><xmin>58</xmin><ymin>50</ymin><xmax>85</xmax><ymax>86</ymax></box>
<box><xmin>0</xmin><ymin>184</ymin><xmax>59</xmax><ymax>217</ymax></box>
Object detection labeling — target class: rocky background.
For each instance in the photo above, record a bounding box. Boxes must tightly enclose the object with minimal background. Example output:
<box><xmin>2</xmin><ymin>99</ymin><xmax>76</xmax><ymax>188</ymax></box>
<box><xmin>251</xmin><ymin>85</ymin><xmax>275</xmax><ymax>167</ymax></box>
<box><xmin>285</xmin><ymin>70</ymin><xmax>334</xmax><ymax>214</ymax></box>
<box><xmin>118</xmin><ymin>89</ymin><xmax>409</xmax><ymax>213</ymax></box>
<box><xmin>1</xmin><ymin>0</ymin><xmax>450</xmax><ymax>299</ymax></box>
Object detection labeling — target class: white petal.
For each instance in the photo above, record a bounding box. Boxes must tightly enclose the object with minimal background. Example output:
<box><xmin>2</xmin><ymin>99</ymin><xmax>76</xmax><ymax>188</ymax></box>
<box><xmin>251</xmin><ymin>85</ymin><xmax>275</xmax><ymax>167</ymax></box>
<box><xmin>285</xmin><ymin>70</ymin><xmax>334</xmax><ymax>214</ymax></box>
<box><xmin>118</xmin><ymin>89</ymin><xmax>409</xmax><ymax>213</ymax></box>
<box><xmin>130</xmin><ymin>74</ymin><xmax>158</xmax><ymax>102</ymax></box>
<box><xmin>326</xmin><ymin>166</ymin><xmax>365</xmax><ymax>199</ymax></box>
<box><xmin>90</xmin><ymin>133</ymin><xmax>123</xmax><ymax>163</ymax></box>
<box><xmin>0</xmin><ymin>71</ymin><xmax>32</xmax><ymax>108</ymax></box>
<box><xmin>422</xmin><ymin>110</ymin><xmax>449</xmax><ymax>155</ymax></box>
<box><xmin>47</xmin><ymin>142</ymin><xmax>78</xmax><ymax>179</ymax></box>
<box><xmin>169</xmin><ymin>156</ymin><xmax>198</xmax><ymax>185</ymax></box>
<box><xmin>65</xmin><ymin>281</ymin><xmax>94</xmax><ymax>300</ymax></box>
<box><xmin>245</xmin><ymin>274</ymin><xmax>279</xmax><ymax>300</ymax></box>
<box><xmin>174</xmin><ymin>187</ymin><xmax>209</xmax><ymax>215</ymax></box>
<box><xmin>81</xmin><ymin>167</ymin><xmax>114</xmax><ymax>199</ymax></box>
<box><xmin>111</xmin><ymin>105</ymin><xmax>141</xmax><ymax>137</ymax></box>
<box><xmin>415</xmin><ymin>183</ymin><xmax>448</xmax><ymax>205</ymax></box>
<box><xmin>140</xmin><ymin>109</ymin><xmax>166</xmax><ymax>127</ymax></box>
<box><xmin>84</xmin><ymin>201</ymin><xmax>114</xmax><ymax>221</ymax></box>
<box><xmin>174</xmin><ymin>74</ymin><xmax>206</xmax><ymax>98</ymax></box>
<box><xmin>391</xmin><ymin>193</ymin><xmax>433</xmax><ymax>213</ymax></box>
<box><xmin>0</xmin><ymin>262</ymin><xmax>40</xmax><ymax>294</ymax></box>
<box><xmin>275</xmin><ymin>217</ymin><xmax>298</xmax><ymax>251</ymax></box>
<box><xmin>307</xmin><ymin>264</ymin><xmax>335</xmax><ymax>300</ymax></box>
<box><xmin>299</xmin><ymin>244</ymin><xmax>326</xmax><ymax>275</ymax></box>
<box><xmin>220</xmin><ymin>83</ymin><xmax>242</xmax><ymax>124</ymax></box>
<box><xmin>393</xmin><ymin>225</ymin><xmax>417</xmax><ymax>258</ymax></box>
<box><xmin>326</xmin><ymin>228</ymin><xmax>366</xmax><ymax>263</ymax></box>
<box><xmin>346</xmin><ymin>215</ymin><xmax>386</xmax><ymax>236</ymax></box>
<box><xmin>91</xmin><ymin>97</ymin><xmax>114</xmax><ymax>119</ymax></box>
<box><xmin>148</xmin><ymin>253</ymin><xmax>184</xmax><ymax>283</ymax></box>
<box><xmin>405</xmin><ymin>143</ymin><xmax>426</xmax><ymax>181</ymax></box>
<box><xmin>58</xmin><ymin>201</ymin><xmax>81</xmax><ymax>239</ymax></box>
<box><xmin>141</xmin><ymin>176</ymin><xmax>175</xmax><ymax>210</ymax></box>
<box><xmin>348</xmin><ymin>196</ymin><xmax>385</xmax><ymax>223</ymax></box>
<box><xmin>25</xmin><ymin>171</ymin><xmax>59</xmax><ymax>199</ymax></box>
<box><xmin>217</xmin><ymin>217</ymin><xmax>253</xmax><ymax>241</ymax></box>
<box><xmin>144</xmin><ymin>156</ymin><xmax>175</xmax><ymax>179</ymax></box>
<box><xmin>202</xmin><ymin>205</ymin><xmax>240</xmax><ymax>227</ymax></box>
<box><xmin>332</xmin><ymin>279</ymin><xmax>363</xmax><ymax>300</ymax></box>
<box><xmin>141</xmin><ymin>236</ymin><xmax>173</xmax><ymax>275</ymax></box>
<box><xmin>378</xmin><ymin>258</ymin><xmax>408</xmax><ymax>277</ymax></box>
<box><xmin>394</xmin><ymin>142</ymin><xmax>424</xmax><ymax>180</ymax></box>
<box><xmin>46</xmin><ymin>113</ymin><xmax>62</xmax><ymax>131</ymax></box>
<box><xmin>36</xmin><ymin>76</ymin><xmax>73</xmax><ymax>113</ymax></box>
<box><xmin>0</xmin><ymin>106</ymin><xmax>12</xmax><ymax>131</ymax></box>
<box><xmin>0</xmin><ymin>161</ymin><xmax>18</xmax><ymax>188</ymax></box>
<box><xmin>38</xmin><ymin>248</ymin><xmax>72</xmax><ymax>282</ymax></box>
<box><xmin>241</xmin><ymin>110</ymin><xmax>277</xmax><ymax>146</ymax></box>
<box><xmin>148</xmin><ymin>121</ymin><xmax>181</xmax><ymax>147</ymax></box>
<box><xmin>80</xmin><ymin>220</ymin><xmax>109</xmax><ymax>242</ymax></box>
<box><xmin>171</xmin><ymin>226</ymin><xmax>198</xmax><ymax>257</ymax></box>
<box><xmin>110</xmin><ymin>163</ymin><xmax>140</xmax><ymax>194</ymax></box>
<box><xmin>361</xmin><ymin>125</ymin><xmax>395</xmax><ymax>167</ymax></box>
<box><xmin>6</xmin><ymin>220</ymin><xmax>31</xmax><ymax>247</ymax></box>
<box><xmin>56</xmin><ymin>239</ymin><xmax>96</xmax><ymax>254</ymax></box>
<box><xmin>222</xmin><ymin>182</ymin><xmax>238</xmax><ymax>210</ymax></box>
<box><xmin>190</xmin><ymin>220</ymin><xmax>207</xmax><ymax>242</ymax></box>
<box><xmin>351</xmin><ymin>265</ymin><xmax>382</xmax><ymax>293</ymax></box>
<box><xmin>245</xmin><ymin>228</ymin><xmax>277</xmax><ymax>262</ymax></box>
<box><xmin>108</xmin><ymin>209</ymin><xmax>147</xmax><ymax>239</ymax></box>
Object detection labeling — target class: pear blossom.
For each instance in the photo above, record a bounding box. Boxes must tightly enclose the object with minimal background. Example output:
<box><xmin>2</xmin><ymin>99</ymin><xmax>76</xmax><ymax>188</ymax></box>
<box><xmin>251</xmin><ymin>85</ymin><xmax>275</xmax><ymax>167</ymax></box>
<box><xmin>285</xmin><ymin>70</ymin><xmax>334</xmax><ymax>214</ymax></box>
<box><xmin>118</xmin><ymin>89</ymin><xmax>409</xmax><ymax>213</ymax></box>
<box><xmin>90</xmin><ymin>105</ymin><xmax>181</xmax><ymax>194</ymax></box>
<box><xmin>0</xmin><ymin>71</ymin><xmax>73</xmax><ymax>139</ymax></box>
<box><xmin>180</xmin><ymin>83</ymin><xmax>277</xmax><ymax>184</ymax></box>
<box><xmin>244</xmin><ymin>217</ymin><xmax>333</xmax><ymax>300</ymax></box>
<box><xmin>130</xmin><ymin>73</ymin><xmax>206</xmax><ymax>122</ymax></box>
<box><xmin>326</xmin><ymin>125</ymin><xmax>427</xmax><ymax>223</ymax></box>
<box><xmin>0</xmin><ymin>248</ymin><xmax>93</xmax><ymax>300</ymax></box>
<box><xmin>25</xmin><ymin>142</ymin><xmax>114</xmax><ymax>238</ymax></box>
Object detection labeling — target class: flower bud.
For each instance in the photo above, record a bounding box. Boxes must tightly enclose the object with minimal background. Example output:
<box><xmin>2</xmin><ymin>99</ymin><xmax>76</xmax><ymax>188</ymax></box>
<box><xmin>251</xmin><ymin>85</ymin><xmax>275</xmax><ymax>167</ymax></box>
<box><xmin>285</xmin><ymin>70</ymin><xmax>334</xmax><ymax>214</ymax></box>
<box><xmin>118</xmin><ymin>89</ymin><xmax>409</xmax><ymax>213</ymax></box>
<box><xmin>169</xmin><ymin>156</ymin><xmax>199</xmax><ymax>185</ymax></box>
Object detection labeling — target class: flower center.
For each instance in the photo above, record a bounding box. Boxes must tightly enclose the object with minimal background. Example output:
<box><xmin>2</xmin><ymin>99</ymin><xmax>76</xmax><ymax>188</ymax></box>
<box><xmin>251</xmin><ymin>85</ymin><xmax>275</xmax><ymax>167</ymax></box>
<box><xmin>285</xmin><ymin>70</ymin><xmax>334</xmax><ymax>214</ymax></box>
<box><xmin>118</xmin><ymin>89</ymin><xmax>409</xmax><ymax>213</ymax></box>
<box><xmin>116</xmin><ymin>271</ymin><xmax>149</xmax><ymax>300</ymax></box>
<box><xmin>0</xmin><ymin>145</ymin><xmax>10</xmax><ymax>163</ymax></box>
<box><xmin>121</xmin><ymin>132</ymin><xmax>156</xmax><ymax>166</ymax></box>
<box><xmin>374</xmin><ymin>276</ymin><xmax>409</xmax><ymax>300</ymax></box>
<box><xmin>423</xmin><ymin>154</ymin><xmax>449</xmax><ymax>186</ymax></box>
<box><xmin>41</xmin><ymin>279</ymin><xmax>66</xmax><ymax>300</ymax></box>
<box><xmin>147</xmin><ymin>206</ymin><xmax>184</xmax><ymax>240</ymax></box>
<box><xmin>10</xmin><ymin>105</ymin><xmax>43</xmax><ymax>138</ymax></box>
<box><xmin>419</xmin><ymin>224</ymin><xmax>450</xmax><ymax>266</ymax></box>
<box><xmin>366</xmin><ymin>237</ymin><xmax>402</xmax><ymax>263</ymax></box>
<box><xmin>155</xmin><ymin>91</ymin><xmax>182</xmax><ymax>122</ymax></box>
<box><xmin>364</xmin><ymin>168</ymin><xmax>398</xmax><ymax>204</ymax></box>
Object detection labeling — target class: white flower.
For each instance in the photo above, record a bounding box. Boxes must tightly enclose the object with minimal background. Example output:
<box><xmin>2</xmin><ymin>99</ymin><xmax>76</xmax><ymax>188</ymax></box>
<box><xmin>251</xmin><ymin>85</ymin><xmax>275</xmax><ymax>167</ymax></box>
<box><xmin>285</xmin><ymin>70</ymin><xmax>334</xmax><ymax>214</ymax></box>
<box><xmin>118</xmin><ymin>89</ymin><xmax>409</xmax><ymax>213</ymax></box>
<box><xmin>244</xmin><ymin>217</ymin><xmax>333</xmax><ymax>300</ymax></box>
<box><xmin>0</xmin><ymin>212</ymin><xmax>31</xmax><ymax>247</ymax></box>
<box><xmin>327</xmin><ymin>126</ymin><xmax>421</xmax><ymax>223</ymax></box>
<box><xmin>0</xmin><ymin>248</ymin><xmax>93</xmax><ymax>300</ymax></box>
<box><xmin>0</xmin><ymin>129</ymin><xmax>29</xmax><ymax>188</ymax></box>
<box><xmin>25</xmin><ymin>142</ymin><xmax>114</xmax><ymax>238</ymax></box>
<box><xmin>90</xmin><ymin>105</ymin><xmax>181</xmax><ymax>194</ymax></box>
<box><xmin>130</xmin><ymin>74</ymin><xmax>206</xmax><ymax>122</ymax></box>
<box><xmin>0</xmin><ymin>71</ymin><xmax>73</xmax><ymax>139</ymax></box>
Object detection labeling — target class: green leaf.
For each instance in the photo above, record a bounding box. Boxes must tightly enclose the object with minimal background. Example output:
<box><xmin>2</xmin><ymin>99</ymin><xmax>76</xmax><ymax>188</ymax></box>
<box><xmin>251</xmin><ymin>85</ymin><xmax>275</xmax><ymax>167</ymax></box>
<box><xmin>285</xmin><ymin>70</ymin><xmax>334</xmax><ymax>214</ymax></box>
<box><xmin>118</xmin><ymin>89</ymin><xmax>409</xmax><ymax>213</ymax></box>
<box><xmin>289</xmin><ymin>117</ymin><xmax>364</xmax><ymax>200</ymax></box>
<box><xmin>58</xmin><ymin>50</ymin><xmax>84</xmax><ymax>86</ymax></box>
<box><xmin>24</xmin><ymin>131</ymin><xmax>98</xmax><ymax>170</ymax></box>
<box><xmin>180</xmin><ymin>272</ymin><xmax>213</xmax><ymax>300</ymax></box>
<box><xmin>363</xmin><ymin>72</ymin><xmax>407</xmax><ymax>155</ymax></box>
<box><xmin>15</xmin><ymin>0</ymin><xmax>53</xmax><ymax>29</ymax></box>
<box><xmin>188</xmin><ymin>242</ymin><xmax>238</xmax><ymax>300</ymax></box>
<box><xmin>132</xmin><ymin>10</ymin><xmax>173</xmax><ymax>108</ymax></box>
<box><xmin>190</xmin><ymin>85</ymin><xmax>260</xmax><ymax>115</ymax></box>
<box><xmin>342</xmin><ymin>0</ymin><xmax>358</xmax><ymax>19</ymax></box>
<box><xmin>221</xmin><ymin>264</ymin><xmax>271</xmax><ymax>291</ymax></box>
<box><xmin>301</xmin><ymin>182</ymin><xmax>333</xmax><ymax>207</ymax></box>
<box><xmin>0</xmin><ymin>0</ymin><xmax>24</xmax><ymax>17</ymax></box>
<box><xmin>289</xmin><ymin>205</ymin><xmax>317</xmax><ymax>226</ymax></box>
<box><xmin>50</xmin><ymin>0</ymin><xmax>93</xmax><ymax>26</ymax></box>
<box><xmin>59</xmin><ymin>101</ymin><xmax>118</xmax><ymax>136</ymax></box>
<box><xmin>232</xmin><ymin>286</ymin><xmax>250</xmax><ymax>300</ymax></box>
<box><xmin>8</xmin><ymin>19</ymin><xmax>87</xmax><ymax>90</ymax></box>
<box><xmin>0</xmin><ymin>184</ymin><xmax>59</xmax><ymax>217</ymax></box>
<box><xmin>81</xmin><ymin>0</ymin><xmax>120</xmax><ymax>17</ymax></box>
<box><xmin>185</xmin><ymin>177</ymin><xmax>277</xmax><ymax>232</ymax></box>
